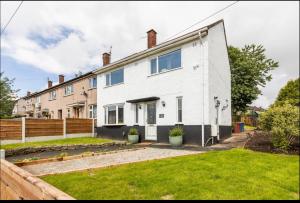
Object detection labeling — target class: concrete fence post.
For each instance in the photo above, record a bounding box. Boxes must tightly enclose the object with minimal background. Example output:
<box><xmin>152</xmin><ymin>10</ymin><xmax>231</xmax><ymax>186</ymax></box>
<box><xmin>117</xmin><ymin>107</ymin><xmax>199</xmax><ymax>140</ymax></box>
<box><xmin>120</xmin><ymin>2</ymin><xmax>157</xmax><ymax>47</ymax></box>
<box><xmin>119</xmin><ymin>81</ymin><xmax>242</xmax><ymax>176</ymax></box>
<box><xmin>21</xmin><ymin>117</ymin><xmax>26</xmax><ymax>143</ymax></box>
<box><xmin>0</xmin><ymin>149</ymin><xmax>5</xmax><ymax>159</ymax></box>
<box><xmin>92</xmin><ymin>118</ymin><xmax>95</xmax><ymax>137</ymax></box>
<box><xmin>63</xmin><ymin>118</ymin><xmax>67</xmax><ymax>138</ymax></box>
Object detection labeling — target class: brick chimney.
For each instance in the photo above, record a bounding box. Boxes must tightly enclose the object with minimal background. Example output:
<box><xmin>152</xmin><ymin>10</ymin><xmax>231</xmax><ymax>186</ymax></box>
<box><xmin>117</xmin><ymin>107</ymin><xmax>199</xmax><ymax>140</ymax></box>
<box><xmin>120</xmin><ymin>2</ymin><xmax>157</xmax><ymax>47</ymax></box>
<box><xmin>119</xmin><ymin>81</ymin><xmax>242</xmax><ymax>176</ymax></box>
<box><xmin>147</xmin><ymin>29</ymin><xmax>157</xmax><ymax>49</ymax></box>
<box><xmin>59</xmin><ymin>74</ymin><xmax>64</xmax><ymax>84</ymax></box>
<box><xmin>48</xmin><ymin>80</ymin><xmax>53</xmax><ymax>88</ymax></box>
<box><xmin>102</xmin><ymin>53</ymin><xmax>111</xmax><ymax>66</ymax></box>
<box><xmin>27</xmin><ymin>91</ymin><xmax>31</xmax><ymax>96</ymax></box>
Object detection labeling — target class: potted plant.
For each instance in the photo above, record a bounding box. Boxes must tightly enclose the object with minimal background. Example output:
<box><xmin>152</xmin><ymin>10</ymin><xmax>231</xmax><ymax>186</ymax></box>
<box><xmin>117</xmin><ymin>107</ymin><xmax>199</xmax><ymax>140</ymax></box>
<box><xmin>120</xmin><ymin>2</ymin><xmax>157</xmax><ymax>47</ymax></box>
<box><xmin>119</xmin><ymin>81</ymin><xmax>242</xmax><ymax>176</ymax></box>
<box><xmin>128</xmin><ymin>127</ymin><xmax>139</xmax><ymax>144</ymax></box>
<box><xmin>169</xmin><ymin>127</ymin><xmax>184</xmax><ymax>147</ymax></box>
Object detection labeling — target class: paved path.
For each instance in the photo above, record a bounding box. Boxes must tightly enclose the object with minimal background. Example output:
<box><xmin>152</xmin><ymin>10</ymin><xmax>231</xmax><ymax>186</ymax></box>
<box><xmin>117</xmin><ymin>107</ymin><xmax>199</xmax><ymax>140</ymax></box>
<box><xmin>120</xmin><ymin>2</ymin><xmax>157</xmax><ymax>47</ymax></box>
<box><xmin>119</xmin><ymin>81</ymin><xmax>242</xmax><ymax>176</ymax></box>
<box><xmin>22</xmin><ymin>147</ymin><xmax>205</xmax><ymax>176</ymax></box>
<box><xmin>21</xmin><ymin>132</ymin><xmax>250</xmax><ymax>176</ymax></box>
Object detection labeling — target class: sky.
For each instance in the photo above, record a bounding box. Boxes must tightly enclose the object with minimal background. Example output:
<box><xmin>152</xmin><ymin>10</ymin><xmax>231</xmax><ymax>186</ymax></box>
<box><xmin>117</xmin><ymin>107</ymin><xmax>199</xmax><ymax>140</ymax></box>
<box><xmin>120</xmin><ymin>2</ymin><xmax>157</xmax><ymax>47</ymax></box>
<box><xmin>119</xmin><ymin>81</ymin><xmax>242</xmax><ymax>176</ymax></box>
<box><xmin>1</xmin><ymin>1</ymin><xmax>299</xmax><ymax>108</ymax></box>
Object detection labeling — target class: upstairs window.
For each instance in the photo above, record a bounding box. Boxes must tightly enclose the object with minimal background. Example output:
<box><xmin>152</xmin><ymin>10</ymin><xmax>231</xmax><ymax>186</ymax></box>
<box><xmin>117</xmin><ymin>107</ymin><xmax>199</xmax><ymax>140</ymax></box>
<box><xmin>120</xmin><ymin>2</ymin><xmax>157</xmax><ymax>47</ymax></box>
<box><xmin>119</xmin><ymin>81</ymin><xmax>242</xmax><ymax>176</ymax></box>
<box><xmin>64</xmin><ymin>85</ymin><xmax>73</xmax><ymax>96</ymax></box>
<box><xmin>150</xmin><ymin>49</ymin><xmax>181</xmax><ymax>74</ymax></box>
<box><xmin>89</xmin><ymin>77</ymin><xmax>97</xmax><ymax>89</ymax></box>
<box><xmin>49</xmin><ymin>91</ymin><xmax>56</xmax><ymax>100</ymax></box>
<box><xmin>105</xmin><ymin>68</ymin><xmax>124</xmax><ymax>86</ymax></box>
<box><xmin>36</xmin><ymin>96</ymin><xmax>41</xmax><ymax>103</ymax></box>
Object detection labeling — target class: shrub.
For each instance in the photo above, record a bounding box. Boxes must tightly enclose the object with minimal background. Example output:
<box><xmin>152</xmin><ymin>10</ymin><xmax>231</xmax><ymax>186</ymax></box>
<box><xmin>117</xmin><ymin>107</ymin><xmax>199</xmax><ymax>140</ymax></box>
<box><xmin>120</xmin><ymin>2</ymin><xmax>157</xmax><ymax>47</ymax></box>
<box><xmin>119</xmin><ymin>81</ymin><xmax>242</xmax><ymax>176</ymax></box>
<box><xmin>169</xmin><ymin>127</ymin><xmax>184</xmax><ymax>137</ymax></box>
<box><xmin>128</xmin><ymin>128</ymin><xmax>138</xmax><ymax>135</ymax></box>
<box><xmin>259</xmin><ymin>102</ymin><xmax>299</xmax><ymax>151</ymax></box>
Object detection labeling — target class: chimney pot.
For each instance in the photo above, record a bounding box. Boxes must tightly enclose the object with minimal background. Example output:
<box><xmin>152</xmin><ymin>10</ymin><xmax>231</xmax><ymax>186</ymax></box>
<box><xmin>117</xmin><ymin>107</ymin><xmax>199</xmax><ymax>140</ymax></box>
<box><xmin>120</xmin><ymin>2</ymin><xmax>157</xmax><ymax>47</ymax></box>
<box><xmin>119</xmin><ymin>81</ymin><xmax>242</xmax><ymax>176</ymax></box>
<box><xmin>48</xmin><ymin>80</ymin><xmax>53</xmax><ymax>88</ymax></box>
<box><xmin>102</xmin><ymin>53</ymin><xmax>111</xmax><ymax>66</ymax></box>
<box><xmin>147</xmin><ymin>29</ymin><xmax>157</xmax><ymax>49</ymax></box>
<box><xmin>59</xmin><ymin>74</ymin><xmax>64</xmax><ymax>84</ymax></box>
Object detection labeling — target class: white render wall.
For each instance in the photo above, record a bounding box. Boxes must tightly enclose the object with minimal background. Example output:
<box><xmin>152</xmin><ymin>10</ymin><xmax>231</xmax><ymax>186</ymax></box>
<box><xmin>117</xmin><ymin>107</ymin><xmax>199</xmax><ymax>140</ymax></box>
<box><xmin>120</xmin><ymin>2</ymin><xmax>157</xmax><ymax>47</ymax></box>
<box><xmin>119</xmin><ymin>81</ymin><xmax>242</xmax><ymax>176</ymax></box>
<box><xmin>97</xmin><ymin>37</ymin><xmax>211</xmax><ymax>127</ymax></box>
<box><xmin>207</xmin><ymin>22</ymin><xmax>232</xmax><ymax>126</ymax></box>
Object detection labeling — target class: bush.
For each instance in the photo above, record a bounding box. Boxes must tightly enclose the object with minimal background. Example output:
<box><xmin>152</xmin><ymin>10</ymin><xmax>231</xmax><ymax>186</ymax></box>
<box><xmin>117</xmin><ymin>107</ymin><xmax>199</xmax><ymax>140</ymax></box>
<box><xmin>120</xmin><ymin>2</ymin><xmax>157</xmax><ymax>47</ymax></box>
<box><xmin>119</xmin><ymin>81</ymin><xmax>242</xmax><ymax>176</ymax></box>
<box><xmin>128</xmin><ymin>128</ymin><xmax>138</xmax><ymax>135</ymax></box>
<box><xmin>169</xmin><ymin>127</ymin><xmax>184</xmax><ymax>137</ymax></box>
<box><xmin>259</xmin><ymin>102</ymin><xmax>299</xmax><ymax>151</ymax></box>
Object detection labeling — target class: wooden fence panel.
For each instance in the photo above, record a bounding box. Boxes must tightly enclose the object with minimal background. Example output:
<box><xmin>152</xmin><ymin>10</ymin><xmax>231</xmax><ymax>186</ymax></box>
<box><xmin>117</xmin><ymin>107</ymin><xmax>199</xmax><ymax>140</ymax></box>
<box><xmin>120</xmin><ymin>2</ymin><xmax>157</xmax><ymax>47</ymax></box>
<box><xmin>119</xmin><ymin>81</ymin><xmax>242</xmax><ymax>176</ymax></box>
<box><xmin>0</xmin><ymin>119</ymin><xmax>22</xmax><ymax>140</ymax></box>
<box><xmin>0</xmin><ymin>159</ymin><xmax>74</xmax><ymax>200</ymax></box>
<box><xmin>25</xmin><ymin>119</ymin><xmax>63</xmax><ymax>137</ymax></box>
<box><xmin>66</xmin><ymin>118</ymin><xmax>93</xmax><ymax>134</ymax></box>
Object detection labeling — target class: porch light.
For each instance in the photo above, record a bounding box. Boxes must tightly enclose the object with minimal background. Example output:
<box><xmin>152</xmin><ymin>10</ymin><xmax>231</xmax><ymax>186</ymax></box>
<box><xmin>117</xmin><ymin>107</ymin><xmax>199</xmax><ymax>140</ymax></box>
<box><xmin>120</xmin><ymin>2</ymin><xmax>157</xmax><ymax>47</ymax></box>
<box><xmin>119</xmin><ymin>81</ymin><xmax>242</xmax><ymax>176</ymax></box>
<box><xmin>161</xmin><ymin>101</ymin><xmax>166</xmax><ymax>107</ymax></box>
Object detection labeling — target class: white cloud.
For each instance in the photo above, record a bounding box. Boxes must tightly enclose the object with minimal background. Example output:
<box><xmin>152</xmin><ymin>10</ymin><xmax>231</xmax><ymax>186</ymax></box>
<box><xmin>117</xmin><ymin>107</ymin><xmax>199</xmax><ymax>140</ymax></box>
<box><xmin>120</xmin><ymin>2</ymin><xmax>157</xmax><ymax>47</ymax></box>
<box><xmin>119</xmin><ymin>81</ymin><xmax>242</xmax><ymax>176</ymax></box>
<box><xmin>1</xmin><ymin>1</ymin><xmax>299</xmax><ymax>107</ymax></box>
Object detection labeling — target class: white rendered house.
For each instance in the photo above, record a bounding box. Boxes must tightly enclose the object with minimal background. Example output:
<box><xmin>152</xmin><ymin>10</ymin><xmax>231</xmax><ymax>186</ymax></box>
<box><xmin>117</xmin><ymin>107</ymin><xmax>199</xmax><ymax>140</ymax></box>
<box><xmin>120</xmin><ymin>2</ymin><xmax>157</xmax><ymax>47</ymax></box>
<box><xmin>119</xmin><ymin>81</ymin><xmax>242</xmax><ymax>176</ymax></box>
<box><xmin>94</xmin><ymin>20</ymin><xmax>231</xmax><ymax>146</ymax></box>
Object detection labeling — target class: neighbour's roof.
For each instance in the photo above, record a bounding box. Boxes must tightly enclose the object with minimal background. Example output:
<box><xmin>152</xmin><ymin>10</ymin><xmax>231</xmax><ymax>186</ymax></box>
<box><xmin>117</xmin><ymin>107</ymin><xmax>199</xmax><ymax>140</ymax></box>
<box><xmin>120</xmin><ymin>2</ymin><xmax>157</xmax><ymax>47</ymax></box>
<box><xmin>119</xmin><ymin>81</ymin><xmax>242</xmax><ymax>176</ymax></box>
<box><xmin>22</xmin><ymin>71</ymin><xmax>95</xmax><ymax>99</ymax></box>
<box><xmin>93</xmin><ymin>19</ymin><xmax>225</xmax><ymax>75</ymax></box>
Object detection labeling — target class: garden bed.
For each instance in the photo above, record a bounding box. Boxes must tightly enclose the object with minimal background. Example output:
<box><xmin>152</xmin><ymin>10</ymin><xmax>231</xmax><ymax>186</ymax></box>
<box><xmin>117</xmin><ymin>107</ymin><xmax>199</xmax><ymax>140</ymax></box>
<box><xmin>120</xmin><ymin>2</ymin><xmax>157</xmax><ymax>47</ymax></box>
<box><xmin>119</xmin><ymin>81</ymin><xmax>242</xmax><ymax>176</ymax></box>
<box><xmin>244</xmin><ymin>131</ymin><xmax>299</xmax><ymax>155</ymax></box>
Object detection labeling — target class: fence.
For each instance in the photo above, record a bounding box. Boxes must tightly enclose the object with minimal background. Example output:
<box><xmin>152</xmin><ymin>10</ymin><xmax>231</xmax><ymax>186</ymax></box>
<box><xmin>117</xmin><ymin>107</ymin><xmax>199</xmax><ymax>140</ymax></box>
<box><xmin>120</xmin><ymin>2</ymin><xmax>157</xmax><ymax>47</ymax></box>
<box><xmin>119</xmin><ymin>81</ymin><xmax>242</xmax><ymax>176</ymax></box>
<box><xmin>0</xmin><ymin>159</ymin><xmax>74</xmax><ymax>200</ymax></box>
<box><xmin>0</xmin><ymin>118</ymin><xmax>95</xmax><ymax>144</ymax></box>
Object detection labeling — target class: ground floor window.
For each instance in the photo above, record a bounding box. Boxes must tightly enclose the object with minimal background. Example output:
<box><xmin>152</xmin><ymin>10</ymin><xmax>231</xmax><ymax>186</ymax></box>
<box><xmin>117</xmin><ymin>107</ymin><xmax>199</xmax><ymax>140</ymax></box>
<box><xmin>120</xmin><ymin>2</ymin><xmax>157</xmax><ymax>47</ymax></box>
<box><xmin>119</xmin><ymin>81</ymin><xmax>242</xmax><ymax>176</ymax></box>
<box><xmin>176</xmin><ymin>97</ymin><xmax>182</xmax><ymax>123</ymax></box>
<box><xmin>89</xmin><ymin>105</ymin><xmax>97</xmax><ymax>118</ymax></box>
<box><xmin>104</xmin><ymin>104</ymin><xmax>124</xmax><ymax>125</ymax></box>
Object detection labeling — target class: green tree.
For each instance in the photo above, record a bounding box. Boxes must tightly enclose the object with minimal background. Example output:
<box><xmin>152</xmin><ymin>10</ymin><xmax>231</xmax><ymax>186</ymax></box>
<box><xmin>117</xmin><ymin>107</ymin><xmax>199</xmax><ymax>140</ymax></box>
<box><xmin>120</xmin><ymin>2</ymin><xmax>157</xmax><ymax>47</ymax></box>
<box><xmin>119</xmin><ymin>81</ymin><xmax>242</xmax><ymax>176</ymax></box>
<box><xmin>273</xmin><ymin>78</ymin><xmax>299</xmax><ymax>107</ymax></box>
<box><xmin>229</xmin><ymin>44</ymin><xmax>279</xmax><ymax>115</ymax></box>
<box><xmin>0</xmin><ymin>72</ymin><xmax>19</xmax><ymax>118</ymax></box>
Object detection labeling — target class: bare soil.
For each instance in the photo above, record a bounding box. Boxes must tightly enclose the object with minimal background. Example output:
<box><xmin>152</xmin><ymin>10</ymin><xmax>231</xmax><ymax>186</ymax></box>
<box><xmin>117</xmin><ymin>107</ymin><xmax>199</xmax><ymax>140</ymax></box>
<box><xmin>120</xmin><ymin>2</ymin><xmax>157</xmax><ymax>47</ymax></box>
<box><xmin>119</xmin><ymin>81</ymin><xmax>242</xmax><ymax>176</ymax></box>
<box><xmin>244</xmin><ymin>131</ymin><xmax>299</xmax><ymax>155</ymax></box>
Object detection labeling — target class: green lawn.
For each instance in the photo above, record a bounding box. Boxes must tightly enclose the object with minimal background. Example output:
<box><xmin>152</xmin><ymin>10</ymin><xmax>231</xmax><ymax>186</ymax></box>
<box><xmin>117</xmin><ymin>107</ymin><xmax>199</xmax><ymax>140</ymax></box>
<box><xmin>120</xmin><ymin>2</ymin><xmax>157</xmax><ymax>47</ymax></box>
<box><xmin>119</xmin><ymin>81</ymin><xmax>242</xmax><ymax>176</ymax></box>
<box><xmin>0</xmin><ymin>137</ymin><xmax>112</xmax><ymax>150</ymax></box>
<box><xmin>42</xmin><ymin>149</ymin><xmax>299</xmax><ymax>200</ymax></box>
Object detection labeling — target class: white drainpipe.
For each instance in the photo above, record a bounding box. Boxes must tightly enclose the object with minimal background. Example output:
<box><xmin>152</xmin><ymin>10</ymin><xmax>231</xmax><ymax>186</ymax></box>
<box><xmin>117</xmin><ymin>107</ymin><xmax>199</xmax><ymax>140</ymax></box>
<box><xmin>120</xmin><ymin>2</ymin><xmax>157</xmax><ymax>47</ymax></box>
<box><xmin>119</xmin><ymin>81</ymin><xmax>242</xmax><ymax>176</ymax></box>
<box><xmin>199</xmin><ymin>31</ymin><xmax>205</xmax><ymax>147</ymax></box>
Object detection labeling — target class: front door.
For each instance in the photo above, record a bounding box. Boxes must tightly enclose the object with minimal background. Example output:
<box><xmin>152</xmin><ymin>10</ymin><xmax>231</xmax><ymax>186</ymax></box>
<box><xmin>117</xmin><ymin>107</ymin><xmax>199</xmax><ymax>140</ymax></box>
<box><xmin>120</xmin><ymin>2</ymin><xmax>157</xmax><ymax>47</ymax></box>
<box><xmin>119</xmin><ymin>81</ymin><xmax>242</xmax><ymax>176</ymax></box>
<box><xmin>145</xmin><ymin>102</ymin><xmax>157</xmax><ymax>140</ymax></box>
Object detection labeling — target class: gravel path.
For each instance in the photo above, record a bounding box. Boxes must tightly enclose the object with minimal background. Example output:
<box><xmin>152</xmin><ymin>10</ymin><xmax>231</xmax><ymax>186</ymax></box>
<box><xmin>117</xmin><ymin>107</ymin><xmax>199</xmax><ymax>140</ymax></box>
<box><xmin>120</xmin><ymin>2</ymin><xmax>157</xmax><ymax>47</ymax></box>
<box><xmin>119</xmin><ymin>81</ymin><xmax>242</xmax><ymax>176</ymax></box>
<box><xmin>22</xmin><ymin>147</ymin><xmax>204</xmax><ymax>176</ymax></box>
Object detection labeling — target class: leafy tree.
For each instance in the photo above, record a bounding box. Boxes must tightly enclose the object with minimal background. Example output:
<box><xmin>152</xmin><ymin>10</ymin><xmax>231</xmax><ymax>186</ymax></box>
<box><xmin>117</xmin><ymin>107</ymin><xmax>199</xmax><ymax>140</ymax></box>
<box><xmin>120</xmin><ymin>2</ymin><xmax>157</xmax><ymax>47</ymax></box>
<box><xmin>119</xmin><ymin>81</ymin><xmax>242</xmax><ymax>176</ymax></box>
<box><xmin>273</xmin><ymin>78</ymin><xmax>299</xmax><ymax>107</ymax></box>
<box><xmin>0</xmin><ymin>72</ymin><xmax>19</xmax><ymax>118</ymax></box>
<box><xmin>228</xmin><ymin>44</ymin><xmax>279</xmax><ymax>115</ymax></box>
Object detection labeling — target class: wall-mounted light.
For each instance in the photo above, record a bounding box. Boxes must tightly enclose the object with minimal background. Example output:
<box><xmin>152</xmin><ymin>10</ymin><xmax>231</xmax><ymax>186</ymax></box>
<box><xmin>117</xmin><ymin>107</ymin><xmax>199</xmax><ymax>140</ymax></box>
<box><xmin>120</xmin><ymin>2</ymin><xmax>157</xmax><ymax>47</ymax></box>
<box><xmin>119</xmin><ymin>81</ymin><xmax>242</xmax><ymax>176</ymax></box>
<box><xmin>139</xmin><ymin>104</ymin><xmax>142</xmax><ymax>109</ymax></box>
<box><xmin>161</xmin><ymin>101</ymin><xmax>166</xmax><ymax>107</ymax></box>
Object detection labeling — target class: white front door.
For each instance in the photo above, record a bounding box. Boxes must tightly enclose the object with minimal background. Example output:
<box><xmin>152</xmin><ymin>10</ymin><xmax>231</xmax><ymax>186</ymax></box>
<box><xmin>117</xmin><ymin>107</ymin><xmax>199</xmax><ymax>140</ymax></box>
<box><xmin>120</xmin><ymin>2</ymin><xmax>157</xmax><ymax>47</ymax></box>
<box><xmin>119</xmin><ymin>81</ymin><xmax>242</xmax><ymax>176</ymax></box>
<box><xmin>145</xmin><ymin>102</ymin><xmax>157</xmax><ymax>140</ymax></box>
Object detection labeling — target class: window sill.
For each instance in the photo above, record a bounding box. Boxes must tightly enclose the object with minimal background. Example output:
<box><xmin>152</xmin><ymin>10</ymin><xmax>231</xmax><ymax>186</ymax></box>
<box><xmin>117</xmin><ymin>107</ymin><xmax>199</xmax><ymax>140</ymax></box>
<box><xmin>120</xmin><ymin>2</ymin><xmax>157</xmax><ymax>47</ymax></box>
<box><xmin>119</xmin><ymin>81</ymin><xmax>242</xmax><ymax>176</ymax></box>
<box><xmin>88</xmin><ymin>87</ymin><xmax>97</xmax><ymax>91</ymax></box>
<box><xmin>64</xmin><ymin>93</ymin><xmax>74</xmax><ymax>97</ymax></box>
<box><xmin>103</xmin><ymin>124</ymin><xmax>126</xmax><ymax>127</ymax></box>
<box><xmin>175</xmin><ymin>122</ymin><xmax>184</xmax><ymax>125</ymax></box>
<box><xmin>48</xmin><ymin>99</ymin><xmax>56</xmax><ymax>101</ymax></box>
<box><xmin>148</xmin><ymin>67</ymin><xmax>182</xmax><ymax>78</ymax></box>
<box><xmin>104</xmin><ymin>82</ymin><xmax>124</xmax><ymax>89</ymax></box>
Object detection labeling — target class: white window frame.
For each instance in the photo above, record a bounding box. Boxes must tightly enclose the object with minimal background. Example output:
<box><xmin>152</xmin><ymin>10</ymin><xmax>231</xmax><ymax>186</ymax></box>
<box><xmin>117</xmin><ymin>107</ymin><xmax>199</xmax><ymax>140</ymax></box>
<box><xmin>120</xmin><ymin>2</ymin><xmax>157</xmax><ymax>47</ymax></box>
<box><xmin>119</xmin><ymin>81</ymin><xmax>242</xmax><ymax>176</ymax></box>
<box><xmin>89</xmin><ymin>77</ymin><xmax>97</xmax><ymax>89</ymax></box>
<box><xmin>89</xmin><ymin>104</ymin><xmax>97</xmax><ymax>118</ymax></box>
<box><xmin>36</xmin><ymin>96</ymin><xmax>41</xmax><ymax>103</ymax></box>
<box><xmin>64</xmin><ymin>85</ymin><xmax>73</xmax><ymax>96</ymax></box>
<box><xmin>149</xmin><ymin>48</ymin><xmax>182</xmax><ymax>76</ymax></box>
<box><xmin>49</xmin><ymin>91</ymin><xmax>56</xmax><ymax>100</ymax></box>
<box><xmin>176</xmin><ymin>96</ymin><xmax>183</xmax><ymax>123</ymax></box>
<box><xmin>105</xmin><ymin>68</ymin><xmax>124</xmax><ymax>87</ymax></box>
<box><xmin>104</xmin><ymin>103</ymin><xmax>125</xmax><ymax>125</ymax></box>
<box><xmin>135</xmin><ymin>104</ymin><xmax>139</xmax><ymax>125</ymax></box>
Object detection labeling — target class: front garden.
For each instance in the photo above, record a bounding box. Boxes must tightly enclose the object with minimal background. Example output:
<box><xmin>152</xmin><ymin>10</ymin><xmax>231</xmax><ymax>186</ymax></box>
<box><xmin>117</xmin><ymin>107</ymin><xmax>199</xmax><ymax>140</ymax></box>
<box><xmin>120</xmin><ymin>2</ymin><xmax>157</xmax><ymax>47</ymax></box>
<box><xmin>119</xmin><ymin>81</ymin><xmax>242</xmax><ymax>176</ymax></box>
<box><xmin>42</xmin><ymin>148</ymin><xmax>299</xmax><ymax>200</ymax></box>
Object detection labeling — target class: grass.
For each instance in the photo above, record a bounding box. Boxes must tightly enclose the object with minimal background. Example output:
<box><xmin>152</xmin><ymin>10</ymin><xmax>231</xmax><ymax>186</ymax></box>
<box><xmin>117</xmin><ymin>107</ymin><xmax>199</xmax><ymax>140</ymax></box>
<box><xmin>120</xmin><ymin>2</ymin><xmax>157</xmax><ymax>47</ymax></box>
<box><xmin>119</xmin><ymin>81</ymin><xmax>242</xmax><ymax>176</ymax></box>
<box><xmin>0</xmin><ymin>137</ymin><xmax>112</xmax><ymax>150</ymax></box>
<box><xmin>245</xmin><ymin>125</ymin><xmax>257</xmax><ymax>131</ymax></box>
<box><xmin>42</xmin><ymin>149</ymin><xmax>299</xmax><ymax>200</ymax></box>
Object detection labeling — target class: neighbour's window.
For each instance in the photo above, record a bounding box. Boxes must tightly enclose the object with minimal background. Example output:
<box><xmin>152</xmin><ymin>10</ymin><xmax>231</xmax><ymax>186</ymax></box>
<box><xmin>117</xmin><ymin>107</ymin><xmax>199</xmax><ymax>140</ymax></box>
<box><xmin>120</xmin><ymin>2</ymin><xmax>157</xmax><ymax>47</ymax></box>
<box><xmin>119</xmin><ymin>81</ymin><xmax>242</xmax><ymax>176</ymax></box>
<box><xmin>150</xmin><ymin>49</ymin><xmax>181</xmax><ymax>74</ymax></box>
<box><xmin>89</xmin><ymin>77</ymin><xmax>97</xmax><ymax>89</ymax></box>
<box><xmin>104</xmin><ymin>104</ymin><xmax>124</xmax><ymax>125</ymax></box>
<box><xmin>64</xmin><ymin>85</ymin><xmax>73</xmax><ymax>96</ymax></box>
<box><xmin>105</xmin><ymin>68</ymin><xmax>124</xmax><ymax>86</ymax></box>
<box><xmin>177</xmin><ymin>97</ymin><xmax>182</xmax><ymax>123</ymax></box>
<box><xmin>89</xmin><ymin>105</ymin><xmax>97</xmax><ymax>118</ymax></box>
<box><xmin>49</xmin><ymin>91</ymin><xmax>56</xmax><ymax>100</ymax></box>
<box><xmin>36</xmin><ymin>96</ymin><xmax>41</xmax><ymax>103</ymax></box>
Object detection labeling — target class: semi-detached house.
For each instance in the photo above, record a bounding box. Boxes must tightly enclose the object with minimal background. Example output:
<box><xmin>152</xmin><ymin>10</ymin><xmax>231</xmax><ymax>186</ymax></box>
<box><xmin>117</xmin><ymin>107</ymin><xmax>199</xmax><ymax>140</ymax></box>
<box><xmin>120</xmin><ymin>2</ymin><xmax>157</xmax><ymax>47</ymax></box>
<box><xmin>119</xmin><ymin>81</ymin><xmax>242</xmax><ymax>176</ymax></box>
<box><xmin>94</xmin><ymin>19</ymin><xmax>232</xmax><ymax>146</ymax></box>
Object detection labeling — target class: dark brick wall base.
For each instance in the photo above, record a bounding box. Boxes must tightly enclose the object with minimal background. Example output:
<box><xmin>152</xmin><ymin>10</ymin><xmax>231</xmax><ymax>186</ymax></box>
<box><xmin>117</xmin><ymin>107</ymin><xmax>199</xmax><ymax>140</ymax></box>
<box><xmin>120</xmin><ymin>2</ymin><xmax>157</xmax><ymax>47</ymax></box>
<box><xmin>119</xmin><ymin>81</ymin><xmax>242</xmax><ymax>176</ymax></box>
<box><xmin>97</xmin><ymin>125</ymin><xmax>232</xmax><ymax>146</ymax></box>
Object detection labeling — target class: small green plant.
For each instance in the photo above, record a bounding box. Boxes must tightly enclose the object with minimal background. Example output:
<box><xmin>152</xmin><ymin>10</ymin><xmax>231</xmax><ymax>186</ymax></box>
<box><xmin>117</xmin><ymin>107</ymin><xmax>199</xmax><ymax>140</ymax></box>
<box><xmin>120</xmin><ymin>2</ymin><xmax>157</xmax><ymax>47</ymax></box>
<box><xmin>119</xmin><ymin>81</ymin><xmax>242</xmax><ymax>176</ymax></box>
<box><xmin>169</xmin><ymin>127</ymin><xmax>184</xmax><ymax>137</ymax></box>
<box><xmin>128</xmin><ymin>128</ymin><xmax>138</xmax><ymax>135</ymax></box>
<box><xmin>22</xmin><ymin>157</ymin><xmax>40</xmax><ymax>162</ymax></box>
